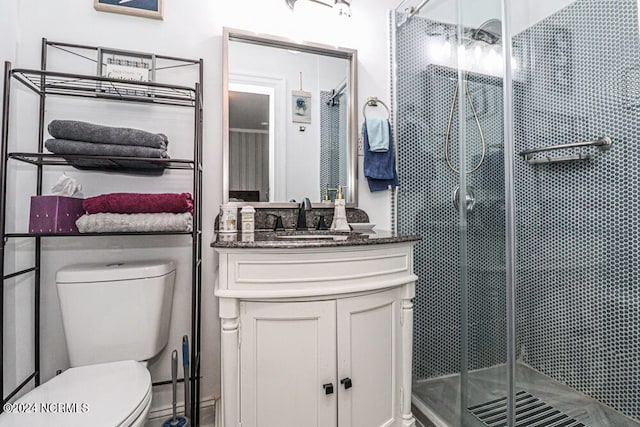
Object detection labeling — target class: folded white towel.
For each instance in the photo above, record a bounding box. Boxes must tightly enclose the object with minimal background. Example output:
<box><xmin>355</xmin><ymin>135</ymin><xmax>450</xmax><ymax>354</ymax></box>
<box><xmin>76</xmin><ymin>212</ymin><xmax>192</xmax><ymax>233</ymax></box>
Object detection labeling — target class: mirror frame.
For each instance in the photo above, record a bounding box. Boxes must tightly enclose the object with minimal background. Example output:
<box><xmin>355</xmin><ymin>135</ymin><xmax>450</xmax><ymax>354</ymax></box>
<box><xmin>222</xmin><ymin>27</ymin><xmax>358</xmax><ymax>207</ymax></box>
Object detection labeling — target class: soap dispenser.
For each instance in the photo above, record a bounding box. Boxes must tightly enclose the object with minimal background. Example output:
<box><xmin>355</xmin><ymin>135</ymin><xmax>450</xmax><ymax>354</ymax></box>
<box><xmin>330</xmin><ymin>185</ymin><xmax>350</xmax><ymax>232</ymax></box>
<box><xmin>322</xmin><ymin>186</ymin><xmax>332</xmax><ymax>204</ymax></box>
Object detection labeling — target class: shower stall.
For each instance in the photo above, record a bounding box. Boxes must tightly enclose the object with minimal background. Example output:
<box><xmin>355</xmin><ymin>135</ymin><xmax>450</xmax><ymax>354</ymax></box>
<box><xmin>392</xmin><ymin>0</ymin><xmax>640</xmax><ymax>426</ymax></box>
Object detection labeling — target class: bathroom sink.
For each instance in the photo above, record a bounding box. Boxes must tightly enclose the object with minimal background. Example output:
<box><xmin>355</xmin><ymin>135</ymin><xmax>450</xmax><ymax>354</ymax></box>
<box><xmin>276</xmin><ymin>234</ymin><xmax>348</xmax><ymax>240</ymax></box>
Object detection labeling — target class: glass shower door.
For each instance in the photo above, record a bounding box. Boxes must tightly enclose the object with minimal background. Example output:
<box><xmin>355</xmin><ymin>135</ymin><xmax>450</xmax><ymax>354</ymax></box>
<box><xmin>394</xmin><ymin>0</ymin><xmax>515</xmax><ymax>425</ymax></box>
<box><xmin>456</xmin><ymin>0</ymin><xmax>514</xmax><ymax>424</ymax></box>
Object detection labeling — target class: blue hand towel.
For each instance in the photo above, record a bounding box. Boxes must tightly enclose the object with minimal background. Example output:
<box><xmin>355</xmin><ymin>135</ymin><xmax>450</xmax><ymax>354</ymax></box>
<box><xmin>363</xmin><ymin>121</ymin><xmax>399</xmax><ymax>192</ymax></box>
<box><xmin>365</xmin><ymin>118</ymin><xmax>390</xmax><ymax>152</ymax></box>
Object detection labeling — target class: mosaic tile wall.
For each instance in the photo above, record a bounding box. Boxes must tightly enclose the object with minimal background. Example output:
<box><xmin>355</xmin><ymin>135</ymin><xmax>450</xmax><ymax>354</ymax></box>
<box><xmin>395</xmin><ymin>16</ymin><xmax>507</xmax><ymax>379</ymax></box>
<box><xmin>320</xmin><ymin>91</ymin><xmax>347</xmax><ymax>200</ymax></box>
<box><xmin>513</xmin><ymin>0</ymin><xmax>640</xmax><ymax>419</ymax></box>
<box><xmin>396</xmin><ymin>0</ymin><xmax>640</xmax><ymax>421</ymax></box>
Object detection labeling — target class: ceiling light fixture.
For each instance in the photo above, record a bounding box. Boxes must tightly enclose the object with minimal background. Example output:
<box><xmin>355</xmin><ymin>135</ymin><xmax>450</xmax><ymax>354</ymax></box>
<box><xmin>286</xmin><ymin>0</ymin><xmax>352</xmax><ymax>17</ymax></box>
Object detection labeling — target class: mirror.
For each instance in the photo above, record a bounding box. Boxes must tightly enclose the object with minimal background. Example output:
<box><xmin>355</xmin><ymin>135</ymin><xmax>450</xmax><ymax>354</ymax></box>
<box><xmin>223</xmin><ymin>28</ymin><xmax>358</xmax><ymax>206</ymax></box>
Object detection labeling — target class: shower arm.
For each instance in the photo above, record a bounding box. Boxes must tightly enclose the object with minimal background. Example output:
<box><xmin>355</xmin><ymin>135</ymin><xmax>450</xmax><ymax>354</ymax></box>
<box><xmin>405</xmin><ymin>0</ymin><xmax>431</xmax><ymax>21</ymax></box>
<box><xmin>327</xmin><ymin>81</ymin><xmax>347</xmax><ymax>105</ymax></box>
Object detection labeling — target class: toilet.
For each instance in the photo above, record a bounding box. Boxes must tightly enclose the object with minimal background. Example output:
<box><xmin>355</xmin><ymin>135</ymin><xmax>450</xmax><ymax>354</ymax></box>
<box><xmin>0</xmin><ymin>260</ymin><xmax>176</xmax><ymax>427</ymax></box>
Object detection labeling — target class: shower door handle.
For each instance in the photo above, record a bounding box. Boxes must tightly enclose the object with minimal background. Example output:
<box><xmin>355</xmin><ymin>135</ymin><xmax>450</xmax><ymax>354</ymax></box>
<box><xmin>452</xmin><ymin>185</ymin><xmax>476</xmax><ymax>212</ymax></box>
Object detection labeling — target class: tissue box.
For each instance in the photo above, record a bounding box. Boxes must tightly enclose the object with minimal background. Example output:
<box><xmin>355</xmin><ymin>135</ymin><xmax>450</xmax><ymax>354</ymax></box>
<box><xmin>29</xmin><ymin>196</ymin><xmax>85</xmax><ymax>234</ymax></box>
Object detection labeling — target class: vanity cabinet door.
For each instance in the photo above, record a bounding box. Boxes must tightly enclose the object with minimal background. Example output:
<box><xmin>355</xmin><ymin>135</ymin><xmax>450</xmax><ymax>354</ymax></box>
<box><xmin>239</xmin><ymin>300</ymin><xmax>338</xmax><ymax>427</ymax></box>
<box><xmin>336</xmin><ymin>289</ymin><xmax>402</xmax><ymax>427</ymax></box>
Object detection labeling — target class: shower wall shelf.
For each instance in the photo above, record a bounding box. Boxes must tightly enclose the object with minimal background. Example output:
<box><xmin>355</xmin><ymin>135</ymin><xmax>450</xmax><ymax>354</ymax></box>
<box><xmin>520</xmin><ymin>136</ymin><xmax>612</xmax><ymax>165</ymax></box>
<box><xmin>0</xmin><ymin>39</ymin><xmax>204</xmax><ymax>425</ymax></box>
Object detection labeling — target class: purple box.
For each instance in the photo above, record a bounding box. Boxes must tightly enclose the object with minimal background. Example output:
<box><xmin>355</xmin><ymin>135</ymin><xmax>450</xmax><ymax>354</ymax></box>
<box><xmin>29</xmin><ymin>196</ymin><xmax>85</xmax><ymax>234</ymax></box>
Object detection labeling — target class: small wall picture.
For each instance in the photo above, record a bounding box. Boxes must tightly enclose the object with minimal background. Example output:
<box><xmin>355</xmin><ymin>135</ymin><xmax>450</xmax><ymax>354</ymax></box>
<box><xmin>94</xmin><ymin>0</ymin><xmax>163</xmax><ymax>20</ymax></box>
<box><xmin>292</xmin><ymin>90</ymin><xmax>312</xmax><ymax>123</ymax></box>
<box><xmin>96</xmin><ymin>48</ymin><xmax>156</xmax><ymax>96</ymax></box>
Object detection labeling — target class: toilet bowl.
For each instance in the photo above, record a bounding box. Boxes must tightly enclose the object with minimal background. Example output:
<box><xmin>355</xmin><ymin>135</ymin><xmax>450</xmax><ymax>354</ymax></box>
<box><xmin>0</xmin><ymin>260</ymin><xmax>176</xmax><ymax>427</ymax></box>
<box><xmin>0</xmin><ymin>361</ymin><xmax>151</xmax><ymax>427</ymax></box>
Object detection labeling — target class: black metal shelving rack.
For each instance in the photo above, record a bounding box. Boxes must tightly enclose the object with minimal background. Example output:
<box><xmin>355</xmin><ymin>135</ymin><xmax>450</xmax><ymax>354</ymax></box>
<box><xmin>0</xmin><ymin>39</ymin><xmax>204</xmax><ymax>424</ymax></box>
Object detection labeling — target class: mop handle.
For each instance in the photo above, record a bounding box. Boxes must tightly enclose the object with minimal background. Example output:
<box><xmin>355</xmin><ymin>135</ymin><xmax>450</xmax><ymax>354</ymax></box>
<box><xmin>171</xmin><ymin>350</ymin><xmax>178</xmax><ymax>422</ymax></box>
<box><xmin>182</xmin><ymin>335</ymin><xmax>191</xmax><ymax>418</ymax></box>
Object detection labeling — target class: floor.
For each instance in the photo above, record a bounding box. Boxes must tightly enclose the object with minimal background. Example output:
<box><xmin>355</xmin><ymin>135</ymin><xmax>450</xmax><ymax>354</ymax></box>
<box><xmin>412</xmin><ymin>363</ymin><xmax>640</xmax><ymax>427</ymax></box>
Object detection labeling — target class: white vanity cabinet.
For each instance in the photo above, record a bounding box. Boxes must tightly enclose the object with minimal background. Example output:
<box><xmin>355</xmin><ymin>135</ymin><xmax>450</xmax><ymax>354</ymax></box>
<box><xmin>239</xmin><ymin>299</ymin><xmax>338</xmax><ymax>427</ymax></box>
<box><xmin>215</xmin><ymin>241</ymin><xmax>418</xmax><ymax>427</ymax></box>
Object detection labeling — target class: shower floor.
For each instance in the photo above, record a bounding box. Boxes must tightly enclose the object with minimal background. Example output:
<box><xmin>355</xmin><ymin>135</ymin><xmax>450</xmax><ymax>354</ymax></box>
<box><xmin>412</xmin><ymin>363</ymin><xmax>640</xmax><ymax>427</ymax></box>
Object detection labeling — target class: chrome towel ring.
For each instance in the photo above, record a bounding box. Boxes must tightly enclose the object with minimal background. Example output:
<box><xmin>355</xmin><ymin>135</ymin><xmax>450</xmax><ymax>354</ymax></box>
<box><xmin>363</xmin><ymin>97</ymin><xmax>391</xmax><ymax>121</ymax></box>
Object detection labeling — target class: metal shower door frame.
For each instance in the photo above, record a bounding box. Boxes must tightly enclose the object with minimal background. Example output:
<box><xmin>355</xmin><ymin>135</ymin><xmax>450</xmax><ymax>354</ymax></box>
<box><xmin>390</xmin><ymin>0</ymin><xmax>519</xmax><ymax>425</ymax></box>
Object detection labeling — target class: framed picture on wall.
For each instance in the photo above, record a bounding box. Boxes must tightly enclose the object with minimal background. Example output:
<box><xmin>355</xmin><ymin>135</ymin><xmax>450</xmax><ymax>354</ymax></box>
<box><xmin>94</xmin><ymin>0</ymin><xmax>163</xmax><ymax>20</ymax></box>
<box><xmin>96</xmin><ymin>47</ymin><xmax>156</xmax><ymax>96</ymax></box>
<box><xmin>292</xmin><ymin>90</ymin><xmax>312</xmax><ymax>123</ymax></box>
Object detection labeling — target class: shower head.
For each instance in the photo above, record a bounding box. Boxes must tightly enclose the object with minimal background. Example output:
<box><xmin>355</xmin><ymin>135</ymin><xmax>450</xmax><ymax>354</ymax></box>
<box><xmin>469</xmin><ymin>19</ymin><xmax>502</xmax><ymax>45</ymax></box>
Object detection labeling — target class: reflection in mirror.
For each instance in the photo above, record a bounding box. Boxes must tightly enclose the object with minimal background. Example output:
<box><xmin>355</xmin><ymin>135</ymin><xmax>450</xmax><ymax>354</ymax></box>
<box><xmin>229</xmin><ymin>88</ymin><xmax>272</xmax><ymax>202</ymax></box>
<box><xmin>223</xmin><ymin>28</ymin><xmax>358</xmax><ymax>205</ymax></box>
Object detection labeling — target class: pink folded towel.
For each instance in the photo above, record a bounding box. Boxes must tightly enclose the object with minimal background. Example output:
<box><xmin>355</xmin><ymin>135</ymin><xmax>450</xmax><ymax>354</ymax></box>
<box><xmin>83</xmin><ymin>193</ymin><xmax>193</xmax><ymax>215</ymax></box>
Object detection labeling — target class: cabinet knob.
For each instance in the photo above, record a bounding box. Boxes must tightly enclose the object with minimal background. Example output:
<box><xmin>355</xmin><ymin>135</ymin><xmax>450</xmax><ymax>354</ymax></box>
<box><xmin>323</xmin><ymin>383</ymin><xmax>334</xmax><ymax>395</ymax></box>
<box><xmin>340</xmin><ymin>377</ymin><xmax>353</xmax><ymax>389</ymax></box>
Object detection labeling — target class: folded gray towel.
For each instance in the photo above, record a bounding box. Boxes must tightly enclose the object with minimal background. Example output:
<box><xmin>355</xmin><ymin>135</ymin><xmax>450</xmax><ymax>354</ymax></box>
<box><xmin>46</xmin><ymin>138</ymin><xmax>168</xmax><ymax>158</ymax></box>
<box><xmin>48</xmin><ymin>120</ymin><xmax>168</xmax><ymax>150</ymax></box>
<box><xmin>45</xmin><ymin>138</ymin><xmax>168</xmax><ymax>173</ymax></box>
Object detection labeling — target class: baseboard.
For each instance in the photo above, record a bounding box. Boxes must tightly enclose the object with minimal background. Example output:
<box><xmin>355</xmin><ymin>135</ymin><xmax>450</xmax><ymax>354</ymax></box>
<box><xmin>145</xmin><ymin>398</ymin><xmax>216</xmax><ymax>427</ymax></box>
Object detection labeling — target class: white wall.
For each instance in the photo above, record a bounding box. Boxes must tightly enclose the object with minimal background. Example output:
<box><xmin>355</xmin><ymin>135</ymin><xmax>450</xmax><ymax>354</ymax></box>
<box><xmin>0</xmin><ymin>0</ymin><xmax>24</xmax><ymax>408</ymax></box>
<box><xmin>4</xmin><ymin>0</ymin><xmax>398</xmax><ymax>421</ymax></box>
<box><xmin>0</xmin><ymin>0</ymin><xmax>19</xmax><ymax>81</ymax></box>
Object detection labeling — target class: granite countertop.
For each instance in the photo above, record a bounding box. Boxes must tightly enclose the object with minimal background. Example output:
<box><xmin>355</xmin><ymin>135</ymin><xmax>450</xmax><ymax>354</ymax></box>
<box><xmin>211</xmin><ymin>229</ymin><xmax>421</xmax><ymax>249</ymax></box>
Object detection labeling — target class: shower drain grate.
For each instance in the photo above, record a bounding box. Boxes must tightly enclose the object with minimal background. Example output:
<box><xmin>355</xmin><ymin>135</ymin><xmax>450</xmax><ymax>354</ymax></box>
<box><xmin>468</xmin><ymin>390</ymin><xmax>585</xmax><ymax>427</ymax></box>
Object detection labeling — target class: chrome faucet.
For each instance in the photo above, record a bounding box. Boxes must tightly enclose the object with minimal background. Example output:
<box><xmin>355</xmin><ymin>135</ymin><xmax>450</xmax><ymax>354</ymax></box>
<box><xmin>296</xmin><ymin>197</ymin><xmax>312</xmax><ymax>230</ymax></box>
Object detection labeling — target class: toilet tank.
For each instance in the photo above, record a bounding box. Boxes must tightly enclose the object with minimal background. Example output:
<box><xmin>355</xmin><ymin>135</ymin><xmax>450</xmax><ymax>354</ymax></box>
<box><xmin>56</xmin><ymin>260</ymin><xmax>176</xmax><ymax>367</ymax></box>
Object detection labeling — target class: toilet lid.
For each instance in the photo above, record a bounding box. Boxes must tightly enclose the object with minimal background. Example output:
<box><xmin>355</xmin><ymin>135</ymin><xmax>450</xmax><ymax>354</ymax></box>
<box><xmin>0</xmin><ymin>360</ymin><xmax>151</xmax><ymax>427</ymax></box>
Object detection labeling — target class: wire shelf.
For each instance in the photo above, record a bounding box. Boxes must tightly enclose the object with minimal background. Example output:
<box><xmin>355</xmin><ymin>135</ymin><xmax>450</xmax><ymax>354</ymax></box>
<box><xmin>12</xmin><ymin>68</ymin><xmax>197</xmax><ymax>107</ymax></box>
<box><xmin>1</xmin><ymin>40</ymin><xmax>204</xmax><ymax>422</ymax></box>
<box><xmin>5</xmin><ymin>231</ymin><xmax>195</xmax><ymax>238</ymax></box>
<box><xmin>9</xmin><ymin>152</ymin><xmax>196</xmax><ymax>170</ymax></box>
